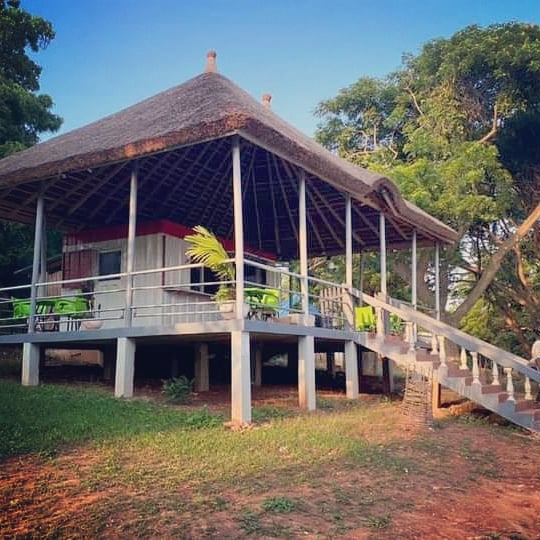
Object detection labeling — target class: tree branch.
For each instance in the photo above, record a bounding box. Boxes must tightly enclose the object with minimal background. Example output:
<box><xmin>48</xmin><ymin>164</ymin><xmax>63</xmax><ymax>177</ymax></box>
<box><xmin>405</xmin><ymin>85</ymin><xmax>424</xmax><ymax>117</ymax></box>
<box><xmin>478</xmin><ymin>104</ymin><xmax>498</xmax><ymax>144</ymax></box>
<box><xmin>448</xmin><ymin>200</ymin><xmax>540</xmax><ymax>325</ymax></box>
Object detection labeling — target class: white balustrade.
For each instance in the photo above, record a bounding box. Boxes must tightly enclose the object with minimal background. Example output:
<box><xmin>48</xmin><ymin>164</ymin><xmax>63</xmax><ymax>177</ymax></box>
<box><xmin>431</xmin><ymin>333</ymin><xmax>439</xmax><ymax>356</ymax></box>
<box><xmin>504</xmin><ymin>367</ymin><xmax>515</xmax><ymax>401</ymax></box>
<box><xmin>471</xmin><ymin>352</ymin><xmax>480</xmax><ymax>385</ymax></box>
<box><xmin>524</xmin><ymin>376</ymin><xmax>533</xmax><ymax>401</ymax></box>
<box><xmin>460</xmin><ymin>347</ymin><xmax>468</xmax><ymax>370</ymax></box>
<box><xmin>438</xmin><ymin>335</ymin><xmax>447</xmax><ymax>368</ymax></box>
<box><xmin>492</xmin><ymin>361</ymin><xmax>500</xmax><ymax>386</ymax></box>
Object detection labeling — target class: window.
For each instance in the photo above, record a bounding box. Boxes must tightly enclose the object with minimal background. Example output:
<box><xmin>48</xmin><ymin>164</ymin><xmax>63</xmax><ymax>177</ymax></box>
<box><xmin>98</xmin><ymin>250</ymin><xmax>121</xmax><ymax>278</ymax></box>
<box><xmin>244</xmin><ymin>264</ymin><xmax>266</xmax><ymax>285</ymax></box>
<box><xmin>190</xmin><ymin>266</ymin><xmax>219</xmax><ymax>295</ymax></box>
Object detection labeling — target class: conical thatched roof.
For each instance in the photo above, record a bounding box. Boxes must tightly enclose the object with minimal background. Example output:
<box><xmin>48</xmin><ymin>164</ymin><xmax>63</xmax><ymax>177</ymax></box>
<box><xmin>0</xmin><ymin>53</ymin><xmax>457</xmax><ymax>256</ymax></box>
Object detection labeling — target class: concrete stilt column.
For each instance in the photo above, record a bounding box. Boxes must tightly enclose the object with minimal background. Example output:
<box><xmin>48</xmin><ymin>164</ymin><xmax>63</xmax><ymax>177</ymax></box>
<box><xmin>344</xmin><ymin>341</ymin><xmax>359</xmax><ymax>399</ymax></box>
<box><xmin>194</xmin><ymin>343</ymin><xmax>209</xmax><ymax>392</ymax></box>
<box><xmin>254</xmin><ymin>347</ymin><xmax>262</xmax><ymax>387</ymax></box>
<box><xmin>298</xmin><ymin>335</ymin><xmax>316</xmax><ymax>410</ymax></box>
<box><xmin>22</xmin><ymin>343</ymin><xmax>40</xmax><ymax>386</ymax></box>
<box><xmin>231</xmin><ymin>331</ymin><xmax>251</xmax><ymax>424</ymax></box>
<box><xmin>382</xmin><ymin>356</ymin><xmax>395</xmax><ymax>395</ymax></box>
<box><xmin>115</xmin><ymin>337</ymin><xmax>136</xmax><ymax>398</ymax></box>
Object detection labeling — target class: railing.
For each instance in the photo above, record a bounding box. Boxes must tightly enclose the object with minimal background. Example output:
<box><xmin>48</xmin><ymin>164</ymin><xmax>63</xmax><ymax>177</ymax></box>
<box><xmin>353</xmin><ymin>289</ymin><xmax>540</xmax><ymax>404</ymax></box>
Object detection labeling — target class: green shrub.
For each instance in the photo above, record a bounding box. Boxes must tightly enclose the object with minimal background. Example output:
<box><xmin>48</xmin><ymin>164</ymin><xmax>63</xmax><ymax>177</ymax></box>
<box><xmin>261</xmin><ymin>496</ymin><xmax>296</xmax><ymax>513</ymax></box>
<box><xmin>161</xmin><ymin>376</ymin><xmax>193</xmax><ymax>403</ymax></box>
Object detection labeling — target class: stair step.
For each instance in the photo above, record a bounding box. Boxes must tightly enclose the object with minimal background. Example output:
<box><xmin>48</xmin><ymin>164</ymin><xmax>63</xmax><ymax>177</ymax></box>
<box><xmin>514</xmin><ymin>400</ymin><xmax>540</xmax><ymax>412</ymax></box>
<box><xmin>481</xmin><ymin>385</ymin><xmax>503</xmax><ymax>394</ymax></box>
<box><xmin>515</xmin><ymin>408</ymin><xmax>540</xmax><ymax>421</ymax></box>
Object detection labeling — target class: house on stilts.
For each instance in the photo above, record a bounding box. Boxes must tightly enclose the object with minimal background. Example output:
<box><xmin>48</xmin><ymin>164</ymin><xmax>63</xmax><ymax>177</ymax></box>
<box><xmin>0</xmin><ymin>51</ymin><xmax>538</xmax><ymax>430</ymax></box>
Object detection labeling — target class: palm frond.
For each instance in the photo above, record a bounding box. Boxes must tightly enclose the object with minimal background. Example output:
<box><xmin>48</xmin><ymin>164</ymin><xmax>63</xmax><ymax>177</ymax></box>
<box><xmin>184</xmin><ymin>225</ymin><xmax>235</xmax><ymax>282</ymax></box>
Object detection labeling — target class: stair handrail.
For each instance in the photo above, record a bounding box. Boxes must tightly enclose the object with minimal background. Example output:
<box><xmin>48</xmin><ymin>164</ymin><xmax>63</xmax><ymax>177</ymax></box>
<box><xmin>353</xmin><ymin>289</ymin><xmax>540</xmax><ymax>383</ymax></box>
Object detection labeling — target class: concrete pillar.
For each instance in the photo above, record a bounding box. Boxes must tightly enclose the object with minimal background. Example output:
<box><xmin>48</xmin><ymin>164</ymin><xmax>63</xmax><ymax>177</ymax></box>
<box><xmin>194</xmin><ymin>343</ymin><xmax>209</xmax><ymax>392</ymax></box>
<box><xmin>254</xmin><ymin>346</ymin><xmax>262</xmax><ymax>387</ymax></box>
<box><xmin>22</xmin><ymin>343</ymin><xmax>40</xmax><ymax>386</ymax></box>
<box><xmin>231</xmin><ymin>330</ymin><xmax>251</xmax><ymax>423</ymax></box>
<box><xmin>382</xmin><ymin>356</ymin><xmax>395</xmax><ymax>395</ymax></box>
<box><xmin>115</xmin><ymin>337</ymin><xmax>135</xmax><ymax>398</ymax></box>
<box><xmin>432</xmin><ymin>373</ymin><xmax>442</xmax><ymax>411</ymax></box>
<box><xmin>298</xmin><ymin>335</ymin><xmax>316</xmax><ymax>410</ymax></box>
<box><xmin>344</xmin><ymin>341</ymin><xmax>359</xmax><ymax>399</ymax></box>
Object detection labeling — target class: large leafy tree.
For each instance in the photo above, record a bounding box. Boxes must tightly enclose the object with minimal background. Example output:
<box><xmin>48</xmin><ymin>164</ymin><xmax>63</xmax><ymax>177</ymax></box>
<box><xmin>0</xmin><ymin>0</ymin><xmax>61</xmax><ymax>157</ymax></box>
<box><xmin>315</xmin><ymin>23</ymin><xmax>540</xmax><ymax>354</ymax></box>
<box><xmin>0</xmin><ymin>0</ymin><xmax>62</xmax><ymax>285</ymax></box>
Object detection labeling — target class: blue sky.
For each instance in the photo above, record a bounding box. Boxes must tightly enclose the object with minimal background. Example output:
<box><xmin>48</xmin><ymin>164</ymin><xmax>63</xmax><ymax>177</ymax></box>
<box><xmin>24</xmin><ymin>0</ymin><xmax>540</xmax><ymax>139</ymax></box>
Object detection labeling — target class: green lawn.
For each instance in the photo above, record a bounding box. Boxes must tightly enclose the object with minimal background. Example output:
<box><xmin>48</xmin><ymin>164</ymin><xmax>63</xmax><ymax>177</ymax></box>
<box><xmin>1</xmin><ymin>380</ymin><xmax>539</xmax><ymax>538</ymax></box>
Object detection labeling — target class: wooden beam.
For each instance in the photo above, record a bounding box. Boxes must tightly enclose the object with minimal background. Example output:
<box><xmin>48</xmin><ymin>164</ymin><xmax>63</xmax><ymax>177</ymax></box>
<box><xmin>311</xmin><ymin>183</ymin><xmax>365</xmax><ymax>247</ymax></box>
<box><xmin>55</xmin><ymin>164</ymin><xmax>128</xmax><ymax>226</ymax></box>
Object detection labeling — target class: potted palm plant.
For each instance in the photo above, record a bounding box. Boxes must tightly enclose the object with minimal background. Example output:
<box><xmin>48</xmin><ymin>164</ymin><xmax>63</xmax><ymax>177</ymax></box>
<box><xmin>184</xmin><ymin>226</ymin><xmax>246</xmax><ymax>318</ymax></box>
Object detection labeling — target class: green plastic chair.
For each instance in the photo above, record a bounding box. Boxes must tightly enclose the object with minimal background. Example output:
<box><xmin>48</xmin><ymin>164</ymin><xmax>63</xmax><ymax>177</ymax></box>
<box><xmin>53</xmin><ymin>296</ymin><xmax>90</xmax><ymax>317</ymax></box>
<box><xmin>355</xmin><ymin>305</ymin><xmax>376</xmax><ymax>331</ymax></box>
<box><xmin>12</xmin><ymin>297</ymin><xmax>31</xmax><ymax>320</ymax></box>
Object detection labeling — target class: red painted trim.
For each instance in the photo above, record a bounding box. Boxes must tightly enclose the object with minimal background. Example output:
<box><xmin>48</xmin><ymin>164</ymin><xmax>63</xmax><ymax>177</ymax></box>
<box><xmin>68</xmin><ymin>219</ymin><xmax>276</xmax><ymax>261</ymax></box>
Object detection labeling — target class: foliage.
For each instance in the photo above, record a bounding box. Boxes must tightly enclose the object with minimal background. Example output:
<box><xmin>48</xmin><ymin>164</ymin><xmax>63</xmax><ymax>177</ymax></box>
<box><xmin>184</xmin><ymin>225</ymin><xmax>235</xmax><ymax>302</ymax></box>
<box><xmin>315</xmin><ymin>22</ymin><xmax>540</xmax><ymax>354</ymax></box>
<box><xmin>161</xmin><ymin>376</ymin><xmax>193</xmax><ymax>403</ymax></box>
<box><xmin>0</xmin><ymin>0</ymin><xmax>62</xmax><ymax>157</ymax></box>
<box><xmin>261</xmin><ymin>496</ymin><xmax>296</xmax><ymax>513</ymax></box>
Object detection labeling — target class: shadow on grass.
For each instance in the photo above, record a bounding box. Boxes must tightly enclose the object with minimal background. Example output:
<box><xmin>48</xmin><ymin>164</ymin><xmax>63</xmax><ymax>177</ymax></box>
<box><xmin>0</xmin><ymin>380</ymin><xmax>223</xmax><ymax>460</ymax></box>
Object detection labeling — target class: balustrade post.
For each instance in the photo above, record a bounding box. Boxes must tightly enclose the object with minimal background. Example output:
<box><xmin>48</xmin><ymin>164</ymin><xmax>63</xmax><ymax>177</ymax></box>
<box><xmin>504</xmin><ymin>368</ymin><xmax>515</xmax><ymax>401</ymax></box>
<box><xmin>524</xmin><ymin>376</ymin><xmax>533</xmax><ymax>401</ymax></box>
<box><xmin>492</xmin><ymin>361</ymin><xmax>500</xmax><ymax>386</ymax></box>
<box><xmin>376</xmin><ymin>306</ymin><xmax>385</xmax><ymax>337</ymax></box>
<box><xmin>430</xmin><ymin>333</ymin><xmax>439</xmax><ymax>356</ymax></box>
<box><xmin>438</xmin><ymin>335</ymin><xmax>447</xmax><ymax>373</ymax></box>
<box><xmin>471</xmin><ymin>352</ymin><xmax>480</xmax><ymax>385</ymax></box>
<box><xmin>460</xmin><ymin>347</ymin><xmax>468</xmax><ymax>370</ymax></box>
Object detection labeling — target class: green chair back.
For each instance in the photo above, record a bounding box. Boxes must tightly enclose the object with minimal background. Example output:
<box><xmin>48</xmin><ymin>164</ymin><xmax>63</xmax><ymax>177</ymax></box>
<box><xmin>54</xmin><ymin>297</ymin><xmax>89</xmax><ymax>317</ymax></box>
<box><xmin>12</xmin><ymin>297</ymin><xmax>31</xmax><ymax>319</ymax></box>
<box><xmin>355</xmin><ymin>305</ymin><xmax>376</xmax><ymax>331</ymax></box>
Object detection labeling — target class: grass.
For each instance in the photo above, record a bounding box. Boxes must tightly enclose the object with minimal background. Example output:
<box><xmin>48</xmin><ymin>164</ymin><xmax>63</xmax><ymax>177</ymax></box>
<box><xmin>0</xmin><ymin>380</ymin><xmax>222</xmax><ymax>458</ymax></box>
<box><xmin>1</xmin><ymin>379</ymin><xmax>539</xmax><ymax>538</ymax></box>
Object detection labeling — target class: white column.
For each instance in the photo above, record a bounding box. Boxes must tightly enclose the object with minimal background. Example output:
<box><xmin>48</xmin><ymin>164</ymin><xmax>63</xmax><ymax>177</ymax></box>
<box><xmin>115</xmin><ymin>337</ymin><xmax>136</xmax><ymax>398</ymax></box>
<box><xmin>298</xmin><ymin>335</ymin><xmax>316</xmax><ymax>410</ymax></box>
<box><xmin>194</xmin><ymin>343</ymin><xmax>209</xmax><ymax>392</ymax></box>
<box><xmin>411</xmin><ymin>230</ymin><xmax>417</xmax><ymax>309</ymax></box>
<box><xmin>22</xmin><ymin>343</ymin><xmax>40</xmax><ymax>386</ymax></box>
<box><xmin>379</xmin><ymin>213</ymin><xmax>387</xmax><ymax>298</ymax></box>
<box><xmin>125</xmin><ymin>163</ymin><xmax>138</xmax><ymax>327</ymax></box>
<box><xmin>29</xmin><ymin>195</ymin><xmax>44</xmax><ymax>333</ymax></box>
<box><xmin>345</xmin><ymin>194</ymin><xmax>353</xmax><ymax>288</ymax></box>
<box><xmin>344</xmin><ymin>341</ymin><xmax>359</xmax><ymax>399</ymax></box>
<box><xmin>231</xmin><ymin>330</ymin><xmax>251</xmax><ymax>423</ymax></box>
<box><xmin>299</xmin><ymin>170</ymin><xmax>309</xmax><ymax>318</ymax></box>
<box><xmin>434</xmin><ymin>242</ymin><xmax>441</xmax><ymax>320</ymax></box>
<box><xmin>39</xmin><ymin>213</ymin><xmax>47</xmax><ymax>297</ymax></box>
<box><xmin>232</xmin><ymin>137</ymin><xmax>245</xmax><ymax>319</ymax></box>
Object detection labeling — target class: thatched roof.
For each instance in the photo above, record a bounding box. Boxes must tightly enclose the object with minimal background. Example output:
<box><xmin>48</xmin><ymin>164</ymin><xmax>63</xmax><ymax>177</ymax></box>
<box><xmin>0</xmin><ymin>52</ymin><xmax>457</xmax><ymax>257</ymax></box>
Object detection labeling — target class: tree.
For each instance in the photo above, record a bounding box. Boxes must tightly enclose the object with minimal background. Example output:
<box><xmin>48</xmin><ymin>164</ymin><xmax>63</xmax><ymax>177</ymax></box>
<box><xmin>0</xmin><ymin>0</ymin><xmax>62</xmax><ymax>285</ymax></box>
<box><xmin>315</xmin><ymin>23</ymin><xmax>540</xmax><ymax>354</ymax></box>
<box><xmin>0</xmin><ymin>0</ymin><xmax>62</xmax><ymax>157</ymax></box>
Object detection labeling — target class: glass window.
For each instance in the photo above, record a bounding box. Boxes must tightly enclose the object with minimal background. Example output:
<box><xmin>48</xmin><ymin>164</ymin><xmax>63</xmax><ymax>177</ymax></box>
<box><xmin>190</xmin><ymin>267</ymin><xmax>219</xmax><ymax>295</ymax></box>
<box><xmin>98</xmin><ymin>250</ymin><xmax>121</xmax><ymax>278</ymax></box>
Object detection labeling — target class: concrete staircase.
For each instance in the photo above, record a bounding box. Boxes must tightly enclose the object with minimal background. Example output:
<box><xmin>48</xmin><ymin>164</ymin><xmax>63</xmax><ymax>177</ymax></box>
<box><xmin>354</xmin><ymin>293</ymin><xmax>540</xmax><ymax>433</ymax></box>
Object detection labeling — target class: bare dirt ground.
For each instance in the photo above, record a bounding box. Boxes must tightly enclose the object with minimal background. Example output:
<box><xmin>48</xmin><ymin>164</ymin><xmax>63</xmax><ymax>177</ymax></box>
<box><xmin>1</xmin><ymin>385</ymin><xmax>539</xmax><ymax>539</ymax></box>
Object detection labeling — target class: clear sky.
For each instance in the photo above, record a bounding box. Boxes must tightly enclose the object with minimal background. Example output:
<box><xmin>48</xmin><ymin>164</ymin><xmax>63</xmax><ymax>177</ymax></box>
<box><xmin>23</xmin><ymin>0</ymin><xmax>540</xmax><ymax>140</ymax></box>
